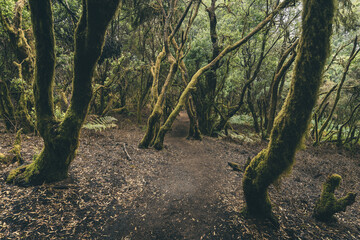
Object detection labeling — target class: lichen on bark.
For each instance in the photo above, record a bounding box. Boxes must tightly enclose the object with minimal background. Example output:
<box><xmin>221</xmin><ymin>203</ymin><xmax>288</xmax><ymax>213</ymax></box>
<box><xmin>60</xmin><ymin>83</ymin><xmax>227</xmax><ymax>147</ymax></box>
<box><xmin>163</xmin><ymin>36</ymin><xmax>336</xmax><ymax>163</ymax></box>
<box><xmin>242</xmin><ymin>0</ymin><xmax>335</xmax><ymax>220</ymax></box>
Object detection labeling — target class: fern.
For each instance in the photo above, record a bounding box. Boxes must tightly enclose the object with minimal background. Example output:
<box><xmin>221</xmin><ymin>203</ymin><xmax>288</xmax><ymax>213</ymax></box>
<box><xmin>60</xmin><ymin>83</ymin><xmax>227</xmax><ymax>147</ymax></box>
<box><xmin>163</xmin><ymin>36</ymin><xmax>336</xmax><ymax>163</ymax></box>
<box><xmin>82</xmin><ymin>115</ymin><xmax>118</xmax><ymax>132</ymax></box>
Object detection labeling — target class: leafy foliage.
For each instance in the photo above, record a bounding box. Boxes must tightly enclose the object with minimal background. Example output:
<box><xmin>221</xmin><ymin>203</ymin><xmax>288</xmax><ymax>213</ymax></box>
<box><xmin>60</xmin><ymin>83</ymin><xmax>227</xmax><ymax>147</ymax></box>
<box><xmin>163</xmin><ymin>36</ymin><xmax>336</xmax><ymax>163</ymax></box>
<box><xmin>82</xmin><ymin>115</ymin><xmax>118</xmax><ymax>132</ymax></box>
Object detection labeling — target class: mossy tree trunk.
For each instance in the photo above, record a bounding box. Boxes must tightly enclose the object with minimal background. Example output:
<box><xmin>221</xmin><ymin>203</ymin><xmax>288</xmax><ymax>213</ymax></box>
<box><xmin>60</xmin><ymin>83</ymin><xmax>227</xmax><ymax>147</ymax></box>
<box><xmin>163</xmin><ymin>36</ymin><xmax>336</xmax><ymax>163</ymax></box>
<box><xmin>172</xmin><ymin>23</ymin><xmax>202</xmax><ymax>140</ymax></box>
<box><xmin>0</xmin><ymin>80</ymin><xmax>15</xmax><ymax>131</ymax></box>
<box><xmin>151</xmin><ymin>0</ymin><xmax>294</xmax><ymax>150</ymax></box>
<box><xmin>0</xmin><ymin>0</ymin><xmax>35</xmax><ymax>133</ymax></box>
<box><xmin>0</xmin><ymin>0</ymin><xmax>34</xmax><ymax>84</ymax></box>
<box><xmin>139</xmin><ymin>0</ymin><xmax>197</xmax><ymax>148</ymax></box>
<box><xmin>242</xmin><ymin>0</ymin><xmax>335</xmax><ymax>220</ymax></box>
<box><xmin>7</xmin><ymin>0</ymin><xmax>121</xmax><ymax>186</ymax></box>
<box><xmin>193</xmin><ymin>0</ymin><xmax>221</xmax><ymax>135</ymax></box>
<box><xmin>139</xmin><ymin>56</ymin><xmax>178</xmax><ymax>148</ymax></box>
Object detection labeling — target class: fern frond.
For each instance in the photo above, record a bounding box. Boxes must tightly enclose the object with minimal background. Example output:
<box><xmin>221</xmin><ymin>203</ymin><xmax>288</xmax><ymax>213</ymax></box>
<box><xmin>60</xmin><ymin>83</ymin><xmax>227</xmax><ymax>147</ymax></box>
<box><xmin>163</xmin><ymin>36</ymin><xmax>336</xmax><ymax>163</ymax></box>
<box><xmin>82</xmin><ymin>115</ymin><xmax>118</xmax><ymax>132</ymax></box>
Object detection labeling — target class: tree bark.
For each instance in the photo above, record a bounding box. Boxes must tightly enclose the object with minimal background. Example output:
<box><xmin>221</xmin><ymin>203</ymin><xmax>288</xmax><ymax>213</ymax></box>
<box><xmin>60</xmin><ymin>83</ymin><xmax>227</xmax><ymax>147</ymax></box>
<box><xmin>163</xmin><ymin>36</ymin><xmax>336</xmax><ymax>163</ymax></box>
<box><xmin>0</xmin><ymin>80</ymin><xmax>15</xmax><ymax>131</ymax></box>
<box><xmin>194</xmin><ymin>0</ymin><xmax>221</xmax><ymax>135</ymax></box>
<box><xmin>242</xmin><ymin>0</ymin><xmax>335</xmax><ymax>220</ymax></box>
<box><xmin>7</xmin><ymin>0</ymin><xmax>121</xmax><ymax>186</ymax></box>
<box><xmin>0</xmin><ymin>0</ymin><xmax>35</xmax><ymax>133</ymax></box>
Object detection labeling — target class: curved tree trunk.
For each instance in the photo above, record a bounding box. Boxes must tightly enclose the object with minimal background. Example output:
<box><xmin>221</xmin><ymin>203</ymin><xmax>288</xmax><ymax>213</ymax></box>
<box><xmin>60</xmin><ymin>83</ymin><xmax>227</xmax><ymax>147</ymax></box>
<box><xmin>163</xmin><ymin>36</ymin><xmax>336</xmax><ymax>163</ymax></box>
<box><xmin>139</xmin><ymin>56</ymin><xmax>178</xmax><ymax>148</ymax></box>
<box><xmin>266</xmin><ymin>41</ymin><xmax>298</xmax><ymax>137</ymax></box>
<box><xmin>7</xmin><ymin>0</ymin><xmax>121</xmax><ymax>186</ymax></box>
<box><xmin>242</xmin><ymin>0</ymin><xmax>335</xmax><ymax>220</ymax></box>
<box><xmin>139</xmin><ymin>0</ymin><xmax>198</xmax><ymax>148</ymax></box>
<box><xmin>152</xmin><ymin>0</ymin><xmax>294</xmax><ymax>150</ymax></box>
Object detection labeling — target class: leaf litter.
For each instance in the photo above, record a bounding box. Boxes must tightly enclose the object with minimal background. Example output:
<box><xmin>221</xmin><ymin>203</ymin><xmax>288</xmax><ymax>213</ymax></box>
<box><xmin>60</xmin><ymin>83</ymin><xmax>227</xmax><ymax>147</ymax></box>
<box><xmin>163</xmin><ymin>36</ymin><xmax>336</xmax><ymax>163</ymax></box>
<box><xmin>0</xmin><ymin>114</ymin><xmax>359</xmax><ymax>239</ymax></box>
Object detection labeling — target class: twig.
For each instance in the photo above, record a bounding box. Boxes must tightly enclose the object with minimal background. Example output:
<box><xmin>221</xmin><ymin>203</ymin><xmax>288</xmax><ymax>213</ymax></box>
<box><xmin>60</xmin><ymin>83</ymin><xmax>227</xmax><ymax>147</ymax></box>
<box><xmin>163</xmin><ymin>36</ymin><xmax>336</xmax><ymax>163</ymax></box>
<box><xmin>122</xmin><ymin>143</ymin><xmax>132</xmax><ymax>161</ymax></box>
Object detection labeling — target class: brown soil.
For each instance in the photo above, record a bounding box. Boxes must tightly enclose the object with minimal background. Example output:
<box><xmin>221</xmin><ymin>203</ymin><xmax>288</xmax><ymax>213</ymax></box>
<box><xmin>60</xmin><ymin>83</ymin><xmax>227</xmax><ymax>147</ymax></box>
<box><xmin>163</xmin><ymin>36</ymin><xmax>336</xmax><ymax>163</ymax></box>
<box><xmin>0</xmin><ymin>112</ymin><xmax>359</xmax><ymax>239</ymax></box>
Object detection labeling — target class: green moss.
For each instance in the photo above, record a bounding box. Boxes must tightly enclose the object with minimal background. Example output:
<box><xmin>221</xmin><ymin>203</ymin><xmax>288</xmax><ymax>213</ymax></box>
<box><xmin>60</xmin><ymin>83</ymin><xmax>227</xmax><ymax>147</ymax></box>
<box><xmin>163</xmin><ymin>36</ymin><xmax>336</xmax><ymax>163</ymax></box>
<box><xmin>139</xmin><ymin>111</ymin><xmax>162</xmax><ymax>148</ymax></box>
<box><xmin>242</xmin><ymin>0</ymin><xmax>335</xmax><ymax>220</ymax></box>
<box><xmin>7</xmin><ymin>0</ymin><xmax>121</xmax><ymax>186</ymax></box>
<box><xmin>0</xmin><ymin>80</ymin><xmax>16</xmax><ymax>131</ymax></box>
<box><xmin>314</xmin><ymin>174</ymin><xmax>356</xmax><ymax>222</ymax></box>
<box><xmin>6</xmin><ymin>165</ymin><xmax>27</xmax><ymax>184</ymax></box>
<box><xmin>140</xmin><ymin>57</ymin><xmax>178</xmax><ymax>149</ymax></box>
<box><xmin>16</xmin><ymin>92</ymin><xmax>35</xmax><ymax>133</ymax></box>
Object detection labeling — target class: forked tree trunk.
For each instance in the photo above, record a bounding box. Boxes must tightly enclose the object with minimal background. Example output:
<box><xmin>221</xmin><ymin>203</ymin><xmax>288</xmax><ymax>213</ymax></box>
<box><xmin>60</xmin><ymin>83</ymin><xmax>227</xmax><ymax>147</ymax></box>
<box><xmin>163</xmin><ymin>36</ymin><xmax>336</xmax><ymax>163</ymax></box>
<box><xmin>315</xmin><ymin>36</ymin><xmax>360</xmax><ymax>144</ymax></box>
<box><xmin>7</xmin><ymin>0</ymin><xmax>121</xmax><ymax>185</ymax></box>
<box><xmin>152</xmin><ymin>0</ymin><xmax>294</xmax><ymax>150</ymax></box>
<box><xmin>139</xmin><ymin>57</ymin><xmax>178</xmax><ymax>148</ymax></box>
<box><xmin>242</xmin><ymin>0</ymin><xmax>334</xmax><ymax>220</ymax></box>
<box><xmin>265</xmin><ymin>40</ymin><xmax>298</xmax><ymax>137</ymax></box>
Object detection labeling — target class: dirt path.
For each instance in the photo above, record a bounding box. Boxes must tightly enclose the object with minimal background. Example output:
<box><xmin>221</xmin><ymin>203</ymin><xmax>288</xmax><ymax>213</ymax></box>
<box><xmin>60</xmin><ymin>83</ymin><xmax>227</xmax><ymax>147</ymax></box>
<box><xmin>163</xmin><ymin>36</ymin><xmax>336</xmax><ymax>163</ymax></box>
<box><xmin>1</xmin><ymin>112</ymin><xmax>359</xmax><ymax>239</ymax></box>
<box><xmin>118</xmin><ymin>112</ymin><xmax>242</xmax><ymax>239</ymax></box>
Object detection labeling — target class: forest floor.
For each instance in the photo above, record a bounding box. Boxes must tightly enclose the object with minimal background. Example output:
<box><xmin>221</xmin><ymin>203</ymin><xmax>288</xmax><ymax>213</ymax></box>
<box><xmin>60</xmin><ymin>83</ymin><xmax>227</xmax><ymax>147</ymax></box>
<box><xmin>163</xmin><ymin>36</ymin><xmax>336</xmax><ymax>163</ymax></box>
<box><xmin>0</xmin><ymin>111</ymin><xmax>359</xmax><ymax>239</ymax></box>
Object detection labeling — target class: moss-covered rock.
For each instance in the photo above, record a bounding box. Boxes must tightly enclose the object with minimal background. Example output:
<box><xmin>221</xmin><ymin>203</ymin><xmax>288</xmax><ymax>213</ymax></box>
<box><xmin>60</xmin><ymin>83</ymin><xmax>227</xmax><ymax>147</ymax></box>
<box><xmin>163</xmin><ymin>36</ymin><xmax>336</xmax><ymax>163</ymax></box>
<box><xmin>314</xmin><ymin>174</ymin><xmax>356</xmax><ymax>222</ymax></box>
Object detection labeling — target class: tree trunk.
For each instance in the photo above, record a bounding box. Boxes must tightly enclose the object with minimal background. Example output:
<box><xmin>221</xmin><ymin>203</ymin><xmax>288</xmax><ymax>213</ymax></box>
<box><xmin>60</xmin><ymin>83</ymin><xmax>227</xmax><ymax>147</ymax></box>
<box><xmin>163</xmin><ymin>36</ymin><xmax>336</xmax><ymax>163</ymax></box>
<box><xmin>185</xmin><ymin>97</ymin><xmax>202</xmax><ymax>140</ymax></box>
<box><xmin>139</xmin><ymin>57</ymin><xmax>178</xmax><ymax>148</ymax></box>
<box><xmin>316</xmin><ymin>36</ymin><xmax>360</xmax><ymax>144</ymax></box>
<box><xmin>266</xmin><ymin>41</ymin><xmax>297</xmax><ymax>137</ymax></box>
<box><xmin>242</xmin><ymin>0</ymin><xmax>334</xmax><ymax>220</ymax></box>
<box><xmin>247</xmin><ymin>88</ymin><xmax>260</xmax><ymax>133</ymax></box>
<box><xmin>0</xmin><ymin>0</ymin><xmax>35</xmax><ymax>133</ymax></box>
<box><xmin>194</xmin><ymin>0</ymin><xmax>221</xmax><ymax>135</ymax></box>
<box><xmin>0</xmin><ymin>80</ymin><xmax>15</xmax><ymax>131</ymax></box>
<box><xmin>7</xmin><ymin>0</ymin><xmax>121</xmax><ymax>186</ymax></box>
<box><xmin>152</xmin><ymin>0</ymin><xmax>294</xmax><ymax>150</ymax></box>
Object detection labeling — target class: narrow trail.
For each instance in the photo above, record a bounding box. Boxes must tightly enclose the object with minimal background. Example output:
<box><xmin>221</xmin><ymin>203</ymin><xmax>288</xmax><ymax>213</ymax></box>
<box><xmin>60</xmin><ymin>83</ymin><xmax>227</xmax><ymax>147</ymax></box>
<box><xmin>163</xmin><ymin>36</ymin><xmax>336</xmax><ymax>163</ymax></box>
<box><xmin>119</xmin><ymin>112</ymin><xmax>243</xmax><ymax>239</ymax></box>
<box><xmin>1</xmin><ymin>112</ymin><xmax>359</xmax><ymax>239</ymax></box>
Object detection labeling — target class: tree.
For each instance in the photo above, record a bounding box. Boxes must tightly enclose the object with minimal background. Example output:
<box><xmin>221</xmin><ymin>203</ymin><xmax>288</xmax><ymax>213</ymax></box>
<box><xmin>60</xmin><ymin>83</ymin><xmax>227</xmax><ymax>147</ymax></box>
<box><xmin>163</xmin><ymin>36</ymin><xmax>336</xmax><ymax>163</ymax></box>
<box><xmin>151</xmin><ymin>0</ymin><xmax>294</xmax><ymax>150</ymax></box>
<box><xmin>192</xmin><ymin>0</ymin><xmax>222</xmax><ymax>135</ymax></box>
<box><xmin>242</xmin><ymin>0</ymin><xmax>335</xmax><ymax>221</ymax></box>
<box><xmin>138</xmin><ymin>0</ymin><xmax>199</xmax><ymax>148</ymax></box>
<box><xmin>314</xmin><ymin>36</ymin><xmax>360</xmax><ymax>145</ymax></box>
<box><xmin>0</xmin><ymin>0</ymin><xmax>35</xmax><ymax>132</ymax></box>
<box><xmin>7</xmin><ymin>0</ymin><xmax>121</xmax><ymax>185</ymax></box>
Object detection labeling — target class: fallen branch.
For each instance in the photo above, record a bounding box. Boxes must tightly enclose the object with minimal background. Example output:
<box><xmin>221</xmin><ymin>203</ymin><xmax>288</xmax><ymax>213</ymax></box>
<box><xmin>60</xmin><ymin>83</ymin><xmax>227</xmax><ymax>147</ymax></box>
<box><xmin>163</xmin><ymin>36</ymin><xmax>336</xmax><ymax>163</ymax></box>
<box><xmin>122</xmin><ymin>143</ymin><xmax>132</xmax><ymax>161</ymax></box>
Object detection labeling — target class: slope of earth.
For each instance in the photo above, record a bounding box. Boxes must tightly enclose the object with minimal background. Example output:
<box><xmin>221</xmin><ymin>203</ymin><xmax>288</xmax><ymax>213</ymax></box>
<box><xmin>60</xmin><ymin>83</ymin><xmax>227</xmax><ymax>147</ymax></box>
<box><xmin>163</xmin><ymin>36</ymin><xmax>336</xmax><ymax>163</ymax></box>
<box><xmin>0</xmin><ymin>112</ymin><xmax>359</xmax><ymax>239</ymax></box>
